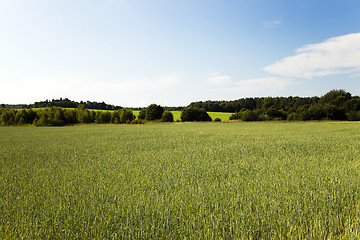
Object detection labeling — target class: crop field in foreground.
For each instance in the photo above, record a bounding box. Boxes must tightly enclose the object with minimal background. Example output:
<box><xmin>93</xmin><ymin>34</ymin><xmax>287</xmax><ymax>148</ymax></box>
<box><xmin>1</xmin><ymin>122</ymin><xmax>360</xmax><ymax>239</ymax></box>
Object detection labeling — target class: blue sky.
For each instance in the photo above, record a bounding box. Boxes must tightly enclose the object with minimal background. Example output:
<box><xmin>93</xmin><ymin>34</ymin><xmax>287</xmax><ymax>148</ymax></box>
<box><xmin>1</xmin><ymin>0</ymin><xmax>360</xmax><ymax>107</ymax></box>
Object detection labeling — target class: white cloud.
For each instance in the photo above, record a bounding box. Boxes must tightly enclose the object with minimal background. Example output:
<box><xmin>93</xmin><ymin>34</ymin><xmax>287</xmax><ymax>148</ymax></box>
<box><xmin>206</xmin><ymin>73</ymin><xmax>232</xmax><ymax>86</ymax></box>
<box><xmin>229</xmin><ymin>77</ymin><xmax>294</xmax><ymax>95</ymax></box>
<box><xmin>263</xmin><ymin>33</ymin><xmax>360</xmax><ymax>78</ymax></box>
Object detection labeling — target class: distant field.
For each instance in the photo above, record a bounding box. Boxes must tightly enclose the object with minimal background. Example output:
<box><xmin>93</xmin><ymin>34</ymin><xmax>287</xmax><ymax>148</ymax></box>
<box><xmin>1</xmin><ymin>122</ymin><xmax>360</xmax><ymax>238</ymax></box>
<box><xmin>133</xmin><ymin>110</ymin><xmax>233</xmax><ymax>121</ymax></box>
<box><xmin>21</xmin><ymin>108</ymin><xmax>233</xmax><ymax>121</ymax></box>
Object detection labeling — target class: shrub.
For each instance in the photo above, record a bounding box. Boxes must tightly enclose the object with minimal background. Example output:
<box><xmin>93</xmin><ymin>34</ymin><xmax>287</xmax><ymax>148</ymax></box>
<box><xmin>145</xmin><ymin>104</ymin><xmax>164</xmax><ymax>121</ymax></box>
<box><xmin>120</xmin><ymin>109</ymin><xmax>135</xmax><ymax>123</ymax></box>
<box><xmin>138</xmin><ymin>109</ymin><xmax>146</xmax><ymax>120</ymax></box>
<box><xmin>161</xmin><ymin>111</ymin><xmax>174</xmax><ymax>122</ymax></box>
<box><xmin>180</xmin><ymin>107</ymin><xmax>212</xmax><ymax>122</ymax></box>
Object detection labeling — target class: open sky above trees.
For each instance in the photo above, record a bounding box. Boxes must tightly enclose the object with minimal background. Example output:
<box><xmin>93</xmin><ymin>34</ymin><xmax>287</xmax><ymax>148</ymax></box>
<box><xmin>1</xmin><ymin>0</ymin><xmax>360</xmax><ymax>107</ymax></box>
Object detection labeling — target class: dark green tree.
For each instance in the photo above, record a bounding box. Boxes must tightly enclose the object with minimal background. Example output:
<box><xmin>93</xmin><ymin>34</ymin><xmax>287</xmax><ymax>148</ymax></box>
<box><xmin>111</xmin><ymin>111</ymin><xmax>120</xmax><ymax>124</ymax></box>
<box><xmin>180</xmin><ymin>107</ymin><xmax>212</xmax><ymax>122</ymax></box>
<box><xmin>37</xmin><ymin>113</ymin><xmax>49</xmax><ymax>126</ymax></box>
<box><xmin>95</xmin><ymin>111</ymin><xmax>111</xmax><ymax>124</ymax></box>
<box><xmin>320</xmin><ymin>89</ymin><xmax>351</xmax><ymax>105</ymax></box>
<box><xmin>120</xmin><ymin>109</ymin><xmax>135</xmax><ymax>123</ymax></box>
<box><xmin>1</xmin><ymin>109</ymin><xmax>15</xmax><ymax>125</ymax></box>
<box><xmin>138</xmin><ymin>109</ymin><xmax>146</xmax><ymax>120</ymax></box>
<box><xmin>241</xmin><ymin>109</ymin><xmax>257</xmax><ymax>121</ymax></box>
<box><xmin>323</xmin><ymin>104</ymin><xmax>347</xmax><ymax>120</ymax></box>
<box><xmin>145</xmin><ymin>104</ymin><xmax>164</xmax><ymax>121</ymax></box>
<box><xmin>77</xmin><ymin>110</ymin><xmax>93</xmax><ymax>123</ymax></box>
<box><xmin>161</xmin><ymin>111</ymin><xmax>174</xmax><ymax>122</ymax></box>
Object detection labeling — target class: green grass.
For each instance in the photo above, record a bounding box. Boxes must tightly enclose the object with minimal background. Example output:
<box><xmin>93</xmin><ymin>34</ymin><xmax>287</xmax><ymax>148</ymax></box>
<box><xmin>207</xmin><ymin>111</ymin><xmax>233</xmax><ymax>121</ymax></box>
<box><xmin>1</xmin><ymin>122</ymin><xmax>360</xmax><ymax>239</ymax></box>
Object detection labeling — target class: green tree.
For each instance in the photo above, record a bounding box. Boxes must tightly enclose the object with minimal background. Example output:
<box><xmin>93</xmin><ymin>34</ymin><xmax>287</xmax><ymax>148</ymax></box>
<box><xmin>241</xmin><ymin>109</ymin><xmax>257</xmax><ymax>121</ymax></box>
<box><xmin>120</xmin><ymin>109</ymin><xmax>135</xmax><ymax>123</ymax></box>
<box><xmin>1</xmin><ymin>109</ymin><xmax>15</xmax><ymax>125</ymax></box>
<box><xmin>347</xmin><ymin>111</ymin><xmax>360</xmax><ymax>121</ymax></box>
<box><xmin>145</xmin><ymin>104</ymin><xmax>164</xmax><ymax>121</ymax></box>
<box><xmin>265</xmin><ymin>107</ymin><xmax>287</xmax><ymax>120</ymax></box>
<box><xmin>320</xmin><ymin>89</ymin><xmax>351</xmax><ymax>105</ymax></box>
<box><xmin>37</xmin><ymin>113</ymin><xmax>49</xmax><ymax>126</ymax></box>
<box><xmin>180</xmin><ymin>107</ymin><xmax>212</xmax><ymax>122</ymax></box>
<box><xmin>138</xmin><ymin>109</ymin><xmax>146</xmax><ymax>120</ymax></box>
<box><xmin>63</xmin><ymin>109</ymin><xmax>77</xmax><ymax>124</ymax></box>
<box><xmin>77</xmin><ymin>104</ymin><xmax>85</xmax><ymax>110</ymax></box>
<box><xmin>229</xmin><ymin>111</ymin><xmax>241</xmax><ymax>120</ymax></box>
<box><xmin>50</xmin><ymin>107</ymin><xmax>65</xmax><ymax>126</ymax></box>
<box><xmin>15</xmin><ymin>110</ymin><xmax>28</xmax><ymax>125</ymax></box>
<box><xmin>305</xmin><ymin>105</ymin><xmax>325</xmax><ymax>120</ymax></box>
<box><xmin>77</xmin><ymin>110</ymin><xmax>93</xmax><ymax>123</ymax></box>
<box><xmin>95</xmin><ymin>111</ymin><xmax>111</xmax><ymax>124</ymax></box>
<box><xmin>323</xmin><ymin>104</ymin><xmax>347</xmax><ymax>120</ymax></box>
<box><xmin>161</xmin><ymin>111</ymin><xmax>174</xmax><ymax>122</ymax></box>
<box><xmin>111</xmin><ymin>111</ymin><xmax>120</xmax><ymax>124</ymax></box>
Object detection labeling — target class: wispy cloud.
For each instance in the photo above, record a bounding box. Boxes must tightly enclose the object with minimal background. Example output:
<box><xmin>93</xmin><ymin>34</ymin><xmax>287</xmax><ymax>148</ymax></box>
<box><xmin>263</xmin><ymin>33</ymin><xmax>360</xmax><ymax>78</ymax></box>
<box><xmin>264</xmin><ymin>20</ymin><xmax>281</xmax><ymax>28</ymax></box>
<box><xmin>206</xmin><ymin>72</ymin><xmax>232</xmax><ymax>86</ymax></box>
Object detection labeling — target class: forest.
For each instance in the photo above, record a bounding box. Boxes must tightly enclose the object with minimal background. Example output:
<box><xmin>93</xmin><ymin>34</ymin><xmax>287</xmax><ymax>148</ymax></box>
<box><xmin>0</xmin><ymin>103</ymin><xmax>208</xmax><ymax>126</ymax></box>
<box><xmin>1</xmin><ymin>89</ymin><xmax>360</xmax><ymax>126</ymax></box>
<box><xmin>28</xmin><ymin>98</ymin><xmax>123</xmax><ymax>110</ymax></box>
<box><xmin>0</xmin><ymin>107</ymin><xmax>138</xmax><ymax>126</ymax></box>
<box><xmin>192</xmin><ymin>89</ymin><xmax>360</xmax><ymax>121</ymax></box>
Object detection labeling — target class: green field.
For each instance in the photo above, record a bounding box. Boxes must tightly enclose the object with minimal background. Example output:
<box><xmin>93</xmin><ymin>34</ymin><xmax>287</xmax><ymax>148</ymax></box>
<box><xmin>133</xmin><ymin>110</ymin><xmax>233</xmax><ymax>121</ymax></box>
<box><xmin>30</xmin><ymin>109</ymin><xmax>233</xmax><ymax>122</ymax></box>
<box><xmin>1</xmin><ymin>122</ymin><xmax>360</xmax><ymax>239</ymax></box>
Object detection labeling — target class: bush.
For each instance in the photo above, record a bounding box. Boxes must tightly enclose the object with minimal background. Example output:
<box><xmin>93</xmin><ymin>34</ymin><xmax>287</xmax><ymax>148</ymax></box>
<box><xmin>138</xmin><ymin>109</ymin><xmax>146</xmax><ymax>120</ymax></box>
<box><xmin>161</xmin><ymin>111</ymin><xmax>174</xmax><ymax>122</ymax></box>
<box><xmin>241</xmin><ymin>109</ymin><xmax>257</xmax><ymax>121</ymax></box>
<box><xmin>120</xmin><ymin>109</ymin><xmax>135</xmax><ymax>123</ymax></box>
<box><xmin>131</xmin><ymin>119</ymin><xmax>144</xmax><ymax>124</ymax></box>
<box><xmin>229</xmin><ymin>112</ymin><xmax>241</xmax><ymax>120</ymax></box>
<box><xmin>347</xmin><ymin>111</ymin><xmax>360</xmax><ymax>121</ymax></box>
<box><xmin>214</xmin><ymin>117</ymin><xmax>221</xmax><ymax>122</ymax></box>
<box><xmin>145</xmin><ymin>104</ymin><xmax>164</xmax><ymax>121</ymax></box>
<box><xmin>180</xmin><ymin>107</ymin><xmax>212</xmax><ymax>122</ymax></box>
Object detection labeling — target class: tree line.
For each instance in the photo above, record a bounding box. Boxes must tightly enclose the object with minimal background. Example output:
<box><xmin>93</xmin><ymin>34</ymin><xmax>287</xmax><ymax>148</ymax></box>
<box><xmin>0</xmin><ymin>103</ymin><xmax>213</xmax><ymax>126</ymax></box>
<box><xmin>14</xmin><ymin>98</ymin><xmax>123</xmax><ymax>110</ymax></box>
<box><xmin>191</xmin><ymin>89</ymin><xmax>360</xmax><ymax>121</ymax></box>
<box><xmin>2</xmin><ymin>89</ymin><xmax>360</xmax><ymax>125</ymax></box>
<box><xmin>0</xmin><ymin>107</ymin><xmax>134</xmax><ymax>126</ymax></box>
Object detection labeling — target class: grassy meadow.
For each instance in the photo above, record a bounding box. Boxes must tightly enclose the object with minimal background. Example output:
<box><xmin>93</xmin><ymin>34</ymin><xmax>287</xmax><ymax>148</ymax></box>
<box><xmin>1</xmin><ymin>122</ymin><xmax>360</xmax><ymax>239</ymax></box>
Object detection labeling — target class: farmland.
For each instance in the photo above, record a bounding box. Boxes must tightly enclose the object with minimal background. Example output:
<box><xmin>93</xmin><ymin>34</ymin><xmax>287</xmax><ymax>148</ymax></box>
<box><xmin>1</xmin><ymin>122</ymin><xmax>360</xmax><ymax>239</ymax></box>
<box><xmin>132</xmin><ymin>110</ymin><xmax>233</xmax><ymax>121</ymax></box>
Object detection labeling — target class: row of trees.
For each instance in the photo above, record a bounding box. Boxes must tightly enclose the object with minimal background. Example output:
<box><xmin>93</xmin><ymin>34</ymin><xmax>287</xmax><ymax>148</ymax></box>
<box><xmin>0</xmin><ymin>105</ymin><xmax>213</xmax><ymax>126</ymax></box>
<box><xmin>193</xmin><ymin>90</ymin><xmax>360</xmax><ymax>121</ymax></box>
<box><xmin>0</xmin><ymin>107</ymin><xmax>137</xmax><ymax>126</ymax></box>
<box><xmin>27</xmin><ymin>98</ymin><xmax>122</xmax><ymax>110</ymax></box>
<box><xmin>0</xmin><ymin>104</ymin><xmax>214</xmax><ymax>126</ymax></box>
<box><xmin>189</xmin><ymin>89</ymin><xmax>359</xmax><ymax>111</ymax></box>
<box><xmin>3</xmin><ymin>89</ymin><xmax>360</xmax><ymax>125</ymax></box>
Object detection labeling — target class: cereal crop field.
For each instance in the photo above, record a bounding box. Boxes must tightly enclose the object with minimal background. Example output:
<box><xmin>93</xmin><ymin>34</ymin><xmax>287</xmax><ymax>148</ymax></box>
<box><xmin>1</xmin><ymin>122</ymin><xmax>360</xmax><ymax>239</ymax></box>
